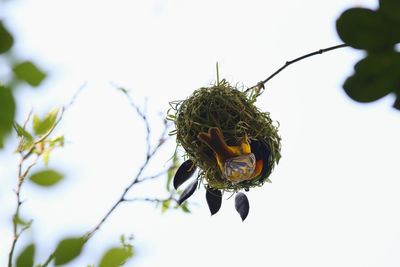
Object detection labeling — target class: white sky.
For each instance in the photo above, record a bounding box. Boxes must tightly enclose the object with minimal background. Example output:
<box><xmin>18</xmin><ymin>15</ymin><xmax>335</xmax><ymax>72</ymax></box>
<box><xmin>2</xmin><ymin>0</ymin><xmax>400</xmax><ymax>266</ymax></box>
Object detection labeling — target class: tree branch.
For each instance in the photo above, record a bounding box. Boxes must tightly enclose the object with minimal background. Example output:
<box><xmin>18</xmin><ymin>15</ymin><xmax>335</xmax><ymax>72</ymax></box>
<box><xmin>123</xmin><ymin>196</ymin><xmax>176</xmax><ymax>204</ymax></box>
<box><xmin>117</xmin><ymin>87</ymin><xmax>152</xmax><ymax>157</ymax></box>
<box><xmin>83</xmin><ymin>118</ymin><xmax>169</xmax><ymax>241</ymax></box>
<box><xmin>246</xmin><ymin>44</ymin><xmax>349</xmax><ymax>94</ymax></box>
<box><xmin>136</xmin><ymin>168</ymin><xmax>170</xmax><ymax>183</ymax></box>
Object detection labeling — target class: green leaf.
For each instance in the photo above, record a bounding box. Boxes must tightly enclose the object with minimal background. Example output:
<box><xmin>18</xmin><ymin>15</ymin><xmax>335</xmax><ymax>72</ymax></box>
<box><xmin>49</xmin><ymin>135</ymin><xmax>65</xmax><ymax>147</ymax></box>
<box><xmin>16</xmin><ymin>244</ymin><xmax>35</xmax><ymax>267</ymax></box>
<box><xmin>343</xmin><ymin>52</ymin><xmax>400</xmax><ymax>102</ymax></box>
<box><xmin>29</xmin><ymin>169</ymin><xmax>64</xmax><ymax>187</ymax></box>
<box><xmin>379</xmin><ymin>0</ymin><xmax>400</xmax><ymax>24</ymax></box>
<box><xmin>14</xmin><ymin>123</ymin><xmax>35</xmax><ymax>152</ymax></box>
<box><xmin>336</xmin><ymin>8</ymin><xmax>399</xmax><ymax>51</ymax></box>
<box><xmin>98</xmin><ymin>247</ymin><xmax>133</xmax><ymax>267</ymax></box>
<box><xmin>54</xmin><ymin>237</ymin><xmax>85</xmax><ymax>266</ymax></box>
<box><xmin>161</xmin><ymin>199</ymin><xmax>171</xmax><ymax>213</ymax></box>
<box><xmin>166</xmin><ymin>152</ymin><xmax>179</xmax><ymax>191</ymax></box>
<box><xmin>33</xmin><ymin>108</ymin><xmax>59</xmax><ymax>136</ymax></box>
<box><xmin>180</xmin><ymin>202</ymin><xmax>191</xmax><ymax>213</ymax></box>
<box><xmin>13</xmin><ymin>61</ymin><xmax>47</xmax><ymax>87</ymax></box>
<box><xmin>13</xmin><ymin>214</ymin><xmax>32</xmax><ymax>227</ymax></box>
<box><xmin>14</xmin><ymin>123</ymin><xmax>34</xmax><ymax>141</ymax></box>
<box><xmin>16</xmin><ymin>139</ymin><xmax>35</xmax><ymax>153</ymax></box>
<box><xmin>0</xmin><ymin>86</ymin><xmax>16</xmax><ymax>148</ymax></box>
<box><xmin>42</xmin><ymin>149</ymin><xmax>51</xmax><ymax>166</ymax></box>
<box><xmin>0</xmin><ymin>21</ymin><xmax>14</xmax><ymax>54</ymax></box>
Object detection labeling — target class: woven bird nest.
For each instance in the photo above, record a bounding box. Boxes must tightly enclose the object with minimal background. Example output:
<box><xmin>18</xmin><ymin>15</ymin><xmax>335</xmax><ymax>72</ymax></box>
<box><xmin>169</xmin><ymin>79</ymin><xmax>281</xmax><ymax>192</ymax></box>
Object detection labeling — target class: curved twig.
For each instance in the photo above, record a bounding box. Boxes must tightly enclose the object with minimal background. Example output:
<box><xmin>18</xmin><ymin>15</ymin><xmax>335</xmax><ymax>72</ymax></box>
<box><xmin>246</xmin><ymin>44</ymin><xmax>349</xmax><ymax>94</ymax></box>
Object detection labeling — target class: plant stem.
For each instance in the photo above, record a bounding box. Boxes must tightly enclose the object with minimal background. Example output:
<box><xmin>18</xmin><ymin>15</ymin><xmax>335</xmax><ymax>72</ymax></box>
<box><xmin>8</xmin><ymin>154</ymin><xmax>38</xmax><ymax>267</ymax></box>
<box><xmin>10</xmin><ymin>86</ymin><xmax>85</xmax><ymax>267</ymax></box>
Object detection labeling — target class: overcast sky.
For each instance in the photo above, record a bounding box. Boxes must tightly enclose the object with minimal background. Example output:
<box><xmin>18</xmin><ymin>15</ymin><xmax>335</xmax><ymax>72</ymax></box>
<box><xmin>2</xmin><ymin>0</ymin><xmax>400</xmax><ymax>266</ymax></box>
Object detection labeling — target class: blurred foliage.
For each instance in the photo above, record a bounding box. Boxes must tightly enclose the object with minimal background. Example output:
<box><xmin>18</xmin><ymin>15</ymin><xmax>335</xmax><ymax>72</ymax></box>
<box><xmin>13</xmin><ymin>61</ymin><xmax>47</xmax><ymax>87</ymax></box>
<box><xmin>336</xmin><ymin>0</ymin><xmax>400</xmax><ymax>109</ymax></box>
<box><xmin>29</xmin><ymin>169</ymin><xmax>64</xmax><ymax>187</ymax></box>
<box><xmin>0</xmin><ymin>21</ymin><xmax>14</xmax><ymax>54</ymax></box>
<box><xmin>0</xmin><ymin>18</ymin><xmax>47</xmax><ymax>149</ymax></box>
<box><xmin>98</xmin><ymin>237</ymin><xmax>134</xmax><ymax>267</ymax></box>
<box><xmin>32</xmin><ymin>108</ymin><xmax>59</xmax><ymax>136</ymax></box>
<box><xmin>53</xmin><ymin>237</ymin><xmax>85</xmax><ymax>266</ymax></box>
<box><xmin>16</xmin><ymin>244</ymin><xmax>35</xmax><ymax>267</ymax></box>
<box><xmin>0</xmin><ymin>86</ymin><xmax>16</xmax><ymax>147</ymax></box>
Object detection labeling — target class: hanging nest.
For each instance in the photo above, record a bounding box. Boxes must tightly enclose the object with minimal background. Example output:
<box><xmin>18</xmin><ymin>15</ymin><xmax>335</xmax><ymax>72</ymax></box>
<box><xmin>169</xmin><ymin>79</ymin><xmax>281</xmax><ymax>192</ymax></box>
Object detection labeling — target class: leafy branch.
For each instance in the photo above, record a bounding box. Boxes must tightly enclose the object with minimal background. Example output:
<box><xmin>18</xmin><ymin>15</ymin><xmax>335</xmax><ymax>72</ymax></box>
<box><xmin>8</xmin><ymin>85</ymin><xmax>84</xmax><ymax>267</ymax></box>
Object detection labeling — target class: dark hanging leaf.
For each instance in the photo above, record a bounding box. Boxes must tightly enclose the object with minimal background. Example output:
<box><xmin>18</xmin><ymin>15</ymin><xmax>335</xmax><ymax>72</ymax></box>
<box><xmin>177</xmin><ymin>179</ymin><xmax>198</xmax><ymax>205</ymax></box>
<box><xmin>0</xmin><ymin>21</ymin><xmax>14</xmax><ymax>54</ymax></box>
<box><xmin>343</xmin><ymin>52</ymin><xmax>400</xmax><ymax>103</ymax></box>
<box><xmin>54</xmin><ymin>237</ymin><xmax>85</xmax><ymax>265</ymax></box>
<box><xmin>235</xmin><ymin>193</ymin><xmax>250</xmax><ymax>221</ymax></box>
<box><xmin>98</xmin><ymin>247</ymin><xmax>133</xmax><ymax>267</ymax></box>
<box><xmin>13</xmin><ymin>61</ymin><xmax>47</xmax><ymax>87</ymax></box>
<box><xmin>29</xmin><ymin>169</ymin><xmax>64</xmax><ymax>187</ymax></box>
<box><xmin>206</xmin><ymin>189</ymin><xmax>222</xmax><ymax>215</ymax></box>
<box><xmin>16</xmin><ymin>243</ymin><xmax>35</xmax><ymax>267</ymax></box>
<box><xmin>0</xmin><ymin>86</ymin><xmax>16</xmax><ymax>148</ymax></box>
<box><xmin>173</xmin><ymin>159</ymin><xmax>196</xmax><ymax>190</ymax></box>
<box><xmin>336</xmin><ymin>8</ymin><xmax>398</xmax><ymax>51</ymax></box>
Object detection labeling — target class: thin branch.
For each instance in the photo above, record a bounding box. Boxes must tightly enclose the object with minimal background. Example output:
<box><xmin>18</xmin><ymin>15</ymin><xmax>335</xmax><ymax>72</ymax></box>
<box><xmin>64</xmin><ymin>82</ymin><xmax>87</xmax><ymax>111</ymax></box>
<box><xmin>136</xmin><ymin>169</ymin><xmax>170</xmax><ymax>183</ymax></box>
<box><xmin>21</xmin><ymin>156</ymin><xmax>39</xmax><ymax>178</ymax></box>
<box><xmin>246</xmin><ymin>44</ymin><xmax>349</xmax><ymax>93</ymax></box>
<box><xmin>116</xmin><ymin>87</ymin><xmax>152</xmax><ymax>157</ymax></box>
<box><xmin>123</xmin><ymin>196</ymin><xmax>176</xmax><ymax>204</ymax></box>
<box><xmin>8</xmin><ymin>222</ymin><xmax>31</xmax><ymax>267</ymax></box>
<box><xmin>83</xmin><ymin>120</ymin><xmax>169</xmax><ymax>242</ymax></box>
<box><xmin>22</xmin><ymin>110</ymin><xmax>33</xmax><ymax>129</ymax></box>
<box><xmin>8</xmin><ymin>153</ymin><xmax>39</xmax><ymax>267</ymax></box>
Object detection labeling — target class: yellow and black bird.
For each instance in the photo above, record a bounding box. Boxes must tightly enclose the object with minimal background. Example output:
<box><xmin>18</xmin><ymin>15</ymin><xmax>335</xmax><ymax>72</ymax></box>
<box><xmin>198</xmin><ymin>127</ymin><xmax>269</xmax><ymax>183</ymax></box>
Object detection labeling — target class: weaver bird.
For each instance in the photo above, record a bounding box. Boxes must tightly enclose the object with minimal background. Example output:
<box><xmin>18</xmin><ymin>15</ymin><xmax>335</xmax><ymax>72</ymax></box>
<box><xmin>198</xmin><ymin>127</ymin><xmax>268</xmax><ymax>183</ymax></box>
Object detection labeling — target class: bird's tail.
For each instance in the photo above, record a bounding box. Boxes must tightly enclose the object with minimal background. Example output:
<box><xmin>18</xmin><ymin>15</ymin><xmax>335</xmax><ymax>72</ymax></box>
<box><xmin>197</xmin><ymin>127</ymin><xmax>235</xmax><ymax>161</ymax></box>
